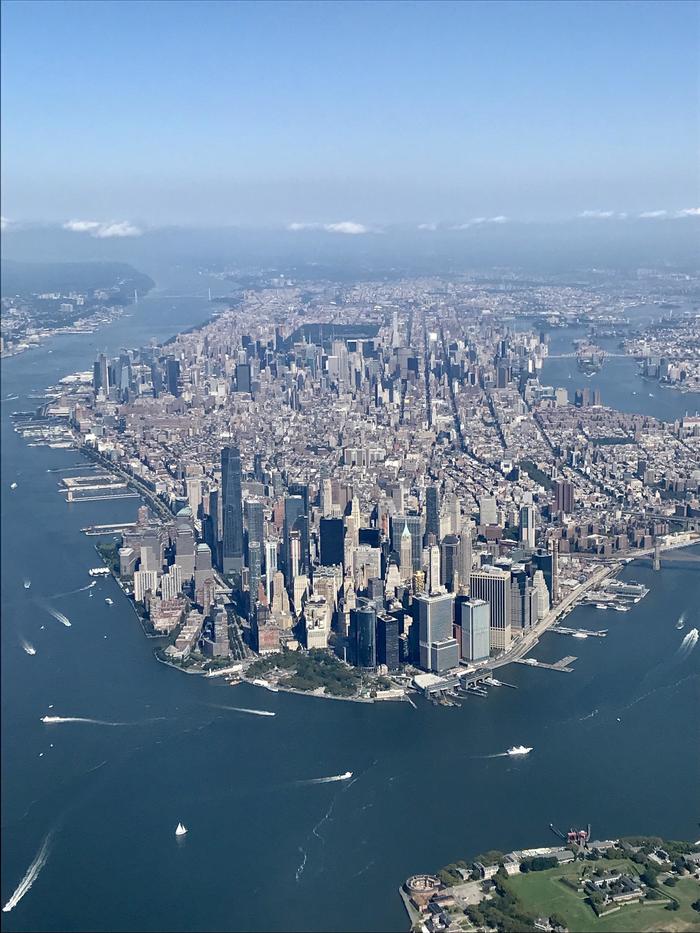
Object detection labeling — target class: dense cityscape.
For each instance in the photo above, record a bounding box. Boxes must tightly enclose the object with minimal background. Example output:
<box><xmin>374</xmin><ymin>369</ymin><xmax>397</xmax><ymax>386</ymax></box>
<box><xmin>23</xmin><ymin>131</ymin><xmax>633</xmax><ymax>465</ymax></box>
<box><xmin>16</xmin><ymin>273</ymin><xmax>699</xmax><ymax>703</ymax></box>
<box><xmin>3</xmin><ymin>2</ymin><xmax>699</xmax><ymax>930</ymax></box>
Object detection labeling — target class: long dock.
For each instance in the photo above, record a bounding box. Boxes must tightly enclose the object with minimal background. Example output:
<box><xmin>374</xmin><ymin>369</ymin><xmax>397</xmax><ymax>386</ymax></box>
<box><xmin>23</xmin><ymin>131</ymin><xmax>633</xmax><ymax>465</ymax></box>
<box><xmin>514</xmin><ymin>655</ymin><xmax>577</xmax><ymax>673</ymax></box>
<box><xmin>82</xmin><ymin>522</ymin><xmax>139</xmax><ymax>536</ymax></box>
<box><xmin>552</xmin><ymin>627</ymin><xmax>607</xmax><ymax>638</ymax></box>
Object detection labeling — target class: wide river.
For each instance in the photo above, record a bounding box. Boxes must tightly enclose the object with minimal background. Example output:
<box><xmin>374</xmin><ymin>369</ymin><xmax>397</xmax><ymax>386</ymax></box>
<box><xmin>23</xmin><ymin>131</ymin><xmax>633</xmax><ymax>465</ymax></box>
<box><xmin>2</xmin><ymin>277</ymin><xmax>699</xmax><ymax>932</ymax></box>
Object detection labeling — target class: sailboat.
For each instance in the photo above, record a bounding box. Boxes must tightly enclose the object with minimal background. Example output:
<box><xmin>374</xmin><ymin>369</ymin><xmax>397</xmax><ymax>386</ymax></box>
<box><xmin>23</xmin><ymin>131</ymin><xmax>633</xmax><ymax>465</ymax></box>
<box><xmin>175</xmin><ymin>822</ymin><xmax>188</xmax><ymax>836</ymax></box>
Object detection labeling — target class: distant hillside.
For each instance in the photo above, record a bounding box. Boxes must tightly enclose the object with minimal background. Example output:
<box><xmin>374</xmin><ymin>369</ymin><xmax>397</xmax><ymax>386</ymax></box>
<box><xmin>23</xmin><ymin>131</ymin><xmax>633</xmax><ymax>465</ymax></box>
<box><xmin>1</xmin><ymin>259</ymin><xmax>154</xmax><ymax>296</ymax></box>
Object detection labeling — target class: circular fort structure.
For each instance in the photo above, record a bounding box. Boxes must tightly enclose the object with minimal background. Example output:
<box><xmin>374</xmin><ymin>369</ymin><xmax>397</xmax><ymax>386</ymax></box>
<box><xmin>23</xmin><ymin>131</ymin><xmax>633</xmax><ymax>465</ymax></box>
<box><xmin>404</xmin><ymin>874</ymin><xmax>441</xmax><ymax>906</ymax></box>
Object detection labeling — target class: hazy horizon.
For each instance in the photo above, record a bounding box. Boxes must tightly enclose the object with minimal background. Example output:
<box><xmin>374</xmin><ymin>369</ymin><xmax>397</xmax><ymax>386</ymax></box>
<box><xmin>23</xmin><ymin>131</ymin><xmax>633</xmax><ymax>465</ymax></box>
<box><xmin>2</xmin><ymin>0</ymin><xmax>698</xmax><ymax>230</ymax></box>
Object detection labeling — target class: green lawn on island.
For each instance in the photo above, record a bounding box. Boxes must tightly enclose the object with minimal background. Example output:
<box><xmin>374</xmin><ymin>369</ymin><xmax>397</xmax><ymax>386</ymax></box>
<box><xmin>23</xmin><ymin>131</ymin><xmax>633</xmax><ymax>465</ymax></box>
<box><xmin>507</xmin><ymin>860</ymin><xmax>700</xmax><ymax>933</ymax></box>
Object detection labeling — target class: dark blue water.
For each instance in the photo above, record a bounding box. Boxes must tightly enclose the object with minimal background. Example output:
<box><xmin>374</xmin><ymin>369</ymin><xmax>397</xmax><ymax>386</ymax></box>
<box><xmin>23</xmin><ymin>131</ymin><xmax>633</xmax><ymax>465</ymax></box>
<box><xmin>2</xmin><ymin>279</ymin><xmax>699</xmax><ymax>932</ymax></box>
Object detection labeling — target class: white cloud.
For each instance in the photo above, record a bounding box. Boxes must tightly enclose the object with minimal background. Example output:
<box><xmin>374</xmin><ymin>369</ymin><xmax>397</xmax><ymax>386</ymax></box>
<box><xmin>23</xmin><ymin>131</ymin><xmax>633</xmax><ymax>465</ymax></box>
<box><xmin>578</xmin><ymin>210</ymin><xmax>617</xmax><ymax>219</ymax></box>
<box><xmin>0</xmin><ymin>216</ymin><xmax>10</xmax><ymax>231</ymax></box>
<box><xmin>63</xmin><ymin>219</ymin><xmax>102</xmax><ymax>232</ymax></box>
<box><xmin>451</xmin><ymin>216</ymin><xmax>509</xmax><ymax>230</ymax></box>
<box><xmin>93</xmin><ymin>221</ymin><xmax>142</xmax><ymax>238</ymax></box>
<box><xmin>676</xmin><ymin>207</ymin><xmax>700</xmax><ymax>217</ymax></box>
<box><xmin>417</xmin><ymin>223</ymin><xmax>438</xmax><ymax>231</ymax></box>
<box><xmin>287</xmin><ymin>220</ymin><xmax>371</xmax><ymax>234</ymax></box>
<box><xmin>63</xmin><ymin>219</ymin><xmax>142</xmax><ymax>237</ymax></box>
<box><xmin>639</xmin><ymin>210</ymin><xmax>668</xmax><ymax>219</ymax></box>
<box><xmin>324</xmin><ymin>221</ymin><xmax>369</xmax><ymax>235</ymax></box>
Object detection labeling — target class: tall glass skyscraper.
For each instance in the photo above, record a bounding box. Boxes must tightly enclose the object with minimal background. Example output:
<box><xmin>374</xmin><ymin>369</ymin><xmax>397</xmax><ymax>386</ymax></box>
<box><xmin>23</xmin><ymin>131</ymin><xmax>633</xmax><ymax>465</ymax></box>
<box><xmin>425</xmin><ymin>485</ymin><xmax>440</xmax><ymax>543</ymax></box>
<box><xmin>222</xmin><ymin>446</ymin><xmax>244</xmax><ymax>575</ymax></box>
<box><xmin>351</xmin><ymin>599</ymin><xmax>377</xmax><ymax>668</ymax></box>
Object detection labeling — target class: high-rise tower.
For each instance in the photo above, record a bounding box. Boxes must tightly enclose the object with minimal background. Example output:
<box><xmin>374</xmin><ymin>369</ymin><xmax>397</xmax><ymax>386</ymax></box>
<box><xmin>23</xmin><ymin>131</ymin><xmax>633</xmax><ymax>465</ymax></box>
<box><xmin>221</xmin><ymin>446</ymin><xmax>244</xmax><ymax>575</ymax></box>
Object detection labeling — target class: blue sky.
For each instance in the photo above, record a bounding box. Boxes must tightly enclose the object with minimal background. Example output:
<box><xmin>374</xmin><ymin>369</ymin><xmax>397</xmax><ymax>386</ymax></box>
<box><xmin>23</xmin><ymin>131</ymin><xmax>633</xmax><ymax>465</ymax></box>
<box><xmin>1</xmin><ymin>0</ymin><xmax>698</xmax><ymax>227</ymax></box>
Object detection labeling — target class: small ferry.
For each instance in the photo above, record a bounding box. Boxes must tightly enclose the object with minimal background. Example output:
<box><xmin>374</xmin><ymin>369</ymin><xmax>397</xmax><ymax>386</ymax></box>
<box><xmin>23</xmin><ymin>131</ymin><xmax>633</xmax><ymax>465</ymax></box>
<box><xmin>507</xmin><ymin>745</ymin><xmax>533</xmax><ymax>757</ymax></box>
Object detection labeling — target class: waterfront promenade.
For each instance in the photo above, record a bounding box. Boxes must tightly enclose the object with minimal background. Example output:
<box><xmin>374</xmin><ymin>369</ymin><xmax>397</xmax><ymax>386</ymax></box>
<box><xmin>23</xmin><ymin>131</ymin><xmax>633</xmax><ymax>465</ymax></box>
<box><xmin>491</xmin><ymin>563</ymin><xmax>615</xmax><ymax>672</ymax></box>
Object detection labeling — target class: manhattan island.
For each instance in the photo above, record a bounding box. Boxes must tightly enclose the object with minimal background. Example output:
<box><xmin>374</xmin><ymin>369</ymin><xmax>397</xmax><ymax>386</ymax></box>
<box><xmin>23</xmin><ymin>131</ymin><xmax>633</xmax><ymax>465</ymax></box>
<box><xmin>25</xmin><ymin>273</ymin><xmax>700</xmax><ymax>702</ymax></box>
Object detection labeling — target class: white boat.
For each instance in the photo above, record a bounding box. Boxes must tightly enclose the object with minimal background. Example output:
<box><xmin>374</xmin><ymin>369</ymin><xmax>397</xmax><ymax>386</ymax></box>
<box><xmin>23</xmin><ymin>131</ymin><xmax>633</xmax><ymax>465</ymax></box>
<box><xmin>105</xmin><ymin>598</ymin><xmax>113</xmax><ymax>605</ymax></box>
<box><xmin>572</xmin><ymin>632</ymin><xmax>588</xmax><ymax>639</ymax></box>
<box><xmin>175</xmin><ymin>822</ymin><xmax>188</xmax><ymax>836</ymax></box>
<box><xmin>507</xmin><ymin>745</ymin><xmax>533</xmax><ymax>756</ymax></box>
<box><xmin>251</xmin><ymin>678</ymin><xmax>277</xmax><ymax>690</ymax></box>
<box><xmin>614</xmin><ymin>605</ymin><xmax>629</xmax><ymax>612</ymax></box>
<box><xmin>23</xmin><ymin>580</ymin><xmax>31</xmax><ymax>590</ymax></box>
<box><xmin>594</xmin><ymin>603</ymin><xmax>608</xmax><ymax>610</ymax></box>
<box><xmin>522</xmin><ymin>658</ymin><xmax>538</xmax><ymax>666</ymax></box>
<box><xmin>10</xmin><ymin>482</ymin><xmax>17</xmax><ymax>490</ymax></box>
<box><xmin>338</xmin><ymin>771</ymin><xmax>353</xmax><ymax>780</ymax></box>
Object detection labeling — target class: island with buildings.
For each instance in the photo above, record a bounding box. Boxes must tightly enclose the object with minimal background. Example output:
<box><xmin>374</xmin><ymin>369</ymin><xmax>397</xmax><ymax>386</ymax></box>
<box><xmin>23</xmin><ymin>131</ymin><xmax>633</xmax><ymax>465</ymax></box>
<box><xmin>11</xmin><ymin>271</ymin><xmax>700</xmax><ymax>703</ymax></box>
<box><xmin>401</xmin><ymin>833</ymin><xmax>700</xmax><ymax>932</ymax></box>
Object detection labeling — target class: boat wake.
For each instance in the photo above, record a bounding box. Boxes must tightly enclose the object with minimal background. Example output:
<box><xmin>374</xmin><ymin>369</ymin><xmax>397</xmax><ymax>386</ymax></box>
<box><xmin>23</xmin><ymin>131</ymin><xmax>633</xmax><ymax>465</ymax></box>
<box><xmin>678</xmin><ymin>628</ymin><xmax>698</xmax><ymax>659</ymax></box>
<box><xmin>579</xmin><ymin>708</ymin><xmax>599</xmax><ymax>722</ymax></box>
<box><xmin>311</xmin><ymin>795</ymin><xmax>338</xmax><ymax>844</ymax></box>
<box><xmin>41</xmin><ymin>715</ymin><xmax>129</xmax><ymax>726</ymax></box>
<box><xmin>54</xmin><ymin>581</ymin><xmax>97</xmax><ymax>599</ymax></box>
<box><xmin>2</xmin><ymin>830</ymin><xmax>53</xmax><ymax>913</ymax></box>
<box><xmin>474</xmin><ymin>746</ymin><xmax>533</xmax><ymax>759</ymax></box>
<box><xmin>618</xmin><ymin>672</ymin><xmax>698</xmax><ymax>716</ymax></box>
<box><xmin>295</xmin><ymin>846</ymin><xmax>308</xmax><ymax>882</ymax></box>
<box><xmin>211</xmin><ymin>705</ymin><xmax>276</xmax><ymax>717</ymax></box>
<box><xmin>21</xmin><ymin>640</ymin><xmax>36</xmax><ymax>656</ymax></box>
<box><xmin>39</xmin><ymin>602</ymin><xmax>72</xmax><ymax>627</ymax></box>
<box><xmin>297</xmin><ymin>771</ymin><xmax>353</xmax><ymax>785</ymax></box>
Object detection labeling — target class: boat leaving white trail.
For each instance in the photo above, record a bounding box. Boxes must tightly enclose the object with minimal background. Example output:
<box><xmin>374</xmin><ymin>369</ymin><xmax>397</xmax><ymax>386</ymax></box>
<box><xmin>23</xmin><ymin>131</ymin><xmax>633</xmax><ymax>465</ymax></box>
<box><xmin>41</xmin><ymin>715</ymin><xmax>128</xmax><ymax>726</ymax></box>
<box><xmin>54</xmin><ymin>581</ymin><xmax>97</xmax><ymax>599</ymax></box>
<box><xmin>21</xmin><ymin>640</ymin><xmax>36</xmax><ymax>656</ymax></box>
<box><xmin>297</xmin><ymin>771</ymin><xmax>353</xmax><ymax>785</ymax></box>
<box><xmin>2</xmin><ymin>831</ymin><xmax>53</xmax><ymax>913</ymax></box>
<box><xmin>211</xmin><ymin>705</ymin><xmax>276</xmax><ymax>717</ymax></box>
<box><xmin>474</xmin><ymin>746</ymin><xmax>533</xmax><ymax>759</ymax></box>
<box><xmin>40</xmin><ymin>603</ymin><xmax>72</xmax><ymax>627</ymax></box>
<box><xmin>678</xmin><ymin>628</ymin><xmax>699</xmax><ymax>658</ymax></box>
